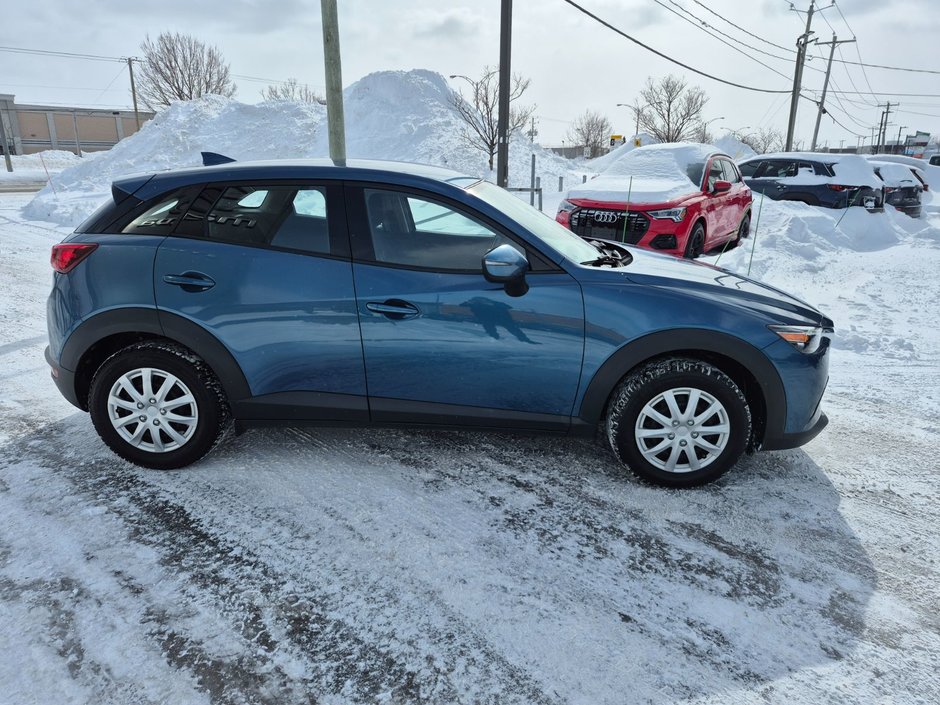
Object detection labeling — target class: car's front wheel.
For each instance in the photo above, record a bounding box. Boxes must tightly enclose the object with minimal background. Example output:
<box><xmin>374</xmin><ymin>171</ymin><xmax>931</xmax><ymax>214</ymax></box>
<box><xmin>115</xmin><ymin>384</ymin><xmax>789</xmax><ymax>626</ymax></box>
<box><xmin>606</xmin><ymin>358</ymin><xmax>751</xmax><ymax>487</ymax></box>
<box><xmin>683</xmin><ymin>222</ymin><xmax>706</xmax><ymax>259</ymax></box>
<box><xmin>88</xmin><ymin>341</ymin><xmax>229</xmax><ymax>469</ymax></box>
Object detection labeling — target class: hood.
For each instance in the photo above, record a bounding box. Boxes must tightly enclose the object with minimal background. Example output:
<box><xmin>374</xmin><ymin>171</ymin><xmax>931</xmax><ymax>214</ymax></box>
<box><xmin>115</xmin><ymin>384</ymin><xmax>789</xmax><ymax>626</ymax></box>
<box><xmin>567</xmin><ymin>174</ymin><xmax>695</xmax><ymax>205</ymax></box>
<box><xmin>577</xmin><ymin>247</ymin><xmax>830</xmax><ymax>327</ymax></box>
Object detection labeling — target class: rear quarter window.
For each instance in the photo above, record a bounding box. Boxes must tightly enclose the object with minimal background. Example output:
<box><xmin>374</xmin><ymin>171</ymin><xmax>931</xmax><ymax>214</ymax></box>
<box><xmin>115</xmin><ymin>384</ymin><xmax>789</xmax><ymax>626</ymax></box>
<box><xmin>118</xmin><ymin>187</ymin><xmax>201</xmax><ymax>235</ymax></box>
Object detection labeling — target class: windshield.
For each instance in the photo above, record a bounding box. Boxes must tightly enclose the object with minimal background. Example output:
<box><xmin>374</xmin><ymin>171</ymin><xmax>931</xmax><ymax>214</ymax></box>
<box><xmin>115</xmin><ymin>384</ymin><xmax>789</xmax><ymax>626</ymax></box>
<box><xmin>686</xmin><ymin>161</ymin><xmax>706</xmax><ymax>188</ymax></box>
<box><xmin>467</xmin><ymin>181</ymin><xmax>601</xmax><ymax>264</ymax></box>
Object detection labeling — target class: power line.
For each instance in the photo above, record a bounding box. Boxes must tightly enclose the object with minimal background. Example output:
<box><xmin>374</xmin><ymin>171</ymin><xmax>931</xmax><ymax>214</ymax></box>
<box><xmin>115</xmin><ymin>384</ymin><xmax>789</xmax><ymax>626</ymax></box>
<box><xmin>560</xmin><ymin>0</ymin><xmax>791</xmax><ymax>93</ymax></box>
<box><xmin>660</xmin><ymin>0</ymin><xmax>814</xmax><ymax>70</ymax></box>
<box><xmin>0</xmin><ymin>45</ymin><xmax>128</xmax><ymax>63</ymax></box>
<box><xmin>690</xmin><ymin>0</ymin><xmax>794</xmax><ymax>53</ymax></box>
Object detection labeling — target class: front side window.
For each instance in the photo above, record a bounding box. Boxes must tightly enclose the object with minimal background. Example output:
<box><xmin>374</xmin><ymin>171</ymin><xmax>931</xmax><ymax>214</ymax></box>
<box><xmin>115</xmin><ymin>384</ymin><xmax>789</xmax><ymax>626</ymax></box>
<box><xmin>738</xmin><ymin>161</ymin><xmax>761</xmax><ymax>178</ymax></box>
<box><xmin>706</xmin><ymin>159</ymin><xmax>724</xmax><ymax>190</ymax></box>
<box><xmin>364</xmin><ymin>189</ymin><xmax>510</xmax><ymax>271</ymax></box>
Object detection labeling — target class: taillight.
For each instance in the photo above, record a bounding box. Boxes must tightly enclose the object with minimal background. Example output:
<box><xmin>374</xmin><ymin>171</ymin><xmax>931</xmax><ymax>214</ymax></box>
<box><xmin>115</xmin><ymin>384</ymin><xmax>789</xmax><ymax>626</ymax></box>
<box><xmin>826</xmin><ymin>184</ymin><xmax>850</xmax><ymax>192</ymax></box>
<box><xmin>51</xmin><ymin>243</ymin><xmax>97</xmax><ymax>273</ymax></box>
<box><xmin>884</xmin><ymin>186</ymin><xmax>897</xmax><ymax>194</ymax></box>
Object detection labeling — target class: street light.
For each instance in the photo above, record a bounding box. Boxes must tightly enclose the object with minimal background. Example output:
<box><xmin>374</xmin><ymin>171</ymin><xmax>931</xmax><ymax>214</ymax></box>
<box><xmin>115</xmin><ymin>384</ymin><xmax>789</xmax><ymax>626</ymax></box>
<box><xmin>700</xmin><ymin>116</ymin><xmax>724</xmax><ymax>142</ymax></box>
<box><xmin>616</xmin><ymin>103</ymin><xmax>639</xmax><ymax>137</ymax></box>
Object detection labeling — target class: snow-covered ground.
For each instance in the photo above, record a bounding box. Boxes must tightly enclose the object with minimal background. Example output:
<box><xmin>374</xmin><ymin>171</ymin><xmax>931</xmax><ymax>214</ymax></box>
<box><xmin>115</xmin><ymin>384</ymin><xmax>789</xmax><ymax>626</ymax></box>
<box><xmin>1</xmin><ymin>179</ymin><xmax>939</xmax><ymax>703</ymax></box>
<box><xmin>0</xmin><ymin>150</ymin><xmax>88</xmax><ymax>189</ymax></box>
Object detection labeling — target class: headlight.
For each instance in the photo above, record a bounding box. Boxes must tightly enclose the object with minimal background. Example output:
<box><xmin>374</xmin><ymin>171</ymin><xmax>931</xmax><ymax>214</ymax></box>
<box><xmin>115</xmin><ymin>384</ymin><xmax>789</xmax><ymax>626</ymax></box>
<box><xmin>557</xmin><ymin>199</ymin><xmax>578</xmax><ymax>214</ymax></box>
<box><xmin>647</xmin><ymin>207</ymin><xmax>686</xmax><ymax>222</ymax></box>
<box><xmin>769</xmin><ymin>324</ymin><xmax>826</xmax><ymax>354</ymax></box>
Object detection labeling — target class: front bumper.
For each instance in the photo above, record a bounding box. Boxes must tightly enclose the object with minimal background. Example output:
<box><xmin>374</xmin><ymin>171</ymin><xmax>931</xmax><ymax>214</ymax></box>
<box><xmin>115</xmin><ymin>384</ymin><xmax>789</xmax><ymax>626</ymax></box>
<box><xmin>45</xmin><ymin>345</ymin><xmax>82</xmax><ymax>409</ymax></box>
<box><xmin>763</xmin><ymin>411</ymin><xmax>828</xmax><ymax>450</ymax></box>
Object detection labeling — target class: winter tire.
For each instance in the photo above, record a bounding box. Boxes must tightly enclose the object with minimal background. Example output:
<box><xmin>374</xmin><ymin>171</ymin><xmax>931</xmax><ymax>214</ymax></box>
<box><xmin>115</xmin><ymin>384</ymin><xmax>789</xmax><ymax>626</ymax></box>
<box><xmin>88</xmin><ymin>341</ymin><xmax>230</xmax><ymax>469</ymax></box>
<box><xmin>606</xmin><ymin>357</ymin><xmax>751</xmax><ymax>488</ymax></box>
<box><xmin>683</xmin><ymin>222</ymin><xmax>706</xmax><ymax>259</ymax></box>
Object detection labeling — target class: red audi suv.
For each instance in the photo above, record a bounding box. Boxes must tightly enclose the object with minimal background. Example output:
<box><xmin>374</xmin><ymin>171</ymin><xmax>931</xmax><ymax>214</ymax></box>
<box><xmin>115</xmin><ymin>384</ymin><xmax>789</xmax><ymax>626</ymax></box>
<box><xmin>556</xmin><ymin>143</ymin><xmax>752</xmax><ymax>258</ymax></box>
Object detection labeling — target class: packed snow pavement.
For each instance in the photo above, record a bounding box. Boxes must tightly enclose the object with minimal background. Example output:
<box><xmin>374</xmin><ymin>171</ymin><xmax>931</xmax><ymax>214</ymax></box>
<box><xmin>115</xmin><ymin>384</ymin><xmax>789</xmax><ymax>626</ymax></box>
<box><xmin>2</xmin><ymin>76</ymin><xmax>940</xmax><ymax>702</ymax></box>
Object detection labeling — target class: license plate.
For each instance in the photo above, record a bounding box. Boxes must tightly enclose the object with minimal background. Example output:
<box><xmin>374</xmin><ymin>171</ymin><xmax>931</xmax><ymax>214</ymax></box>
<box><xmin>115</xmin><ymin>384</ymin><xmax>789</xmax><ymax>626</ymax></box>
<box><xmin>863</xmin><ymin>197</ymin><xmax>876</xmax><ymax>209</ymax></box>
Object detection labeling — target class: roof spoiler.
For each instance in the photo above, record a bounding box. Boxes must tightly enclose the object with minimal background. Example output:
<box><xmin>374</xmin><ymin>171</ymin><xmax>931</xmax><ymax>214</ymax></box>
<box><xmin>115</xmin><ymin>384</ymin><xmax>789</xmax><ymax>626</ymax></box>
<box><xmin>201</xmin><ymin>151</ymin><xmax>237</xmax><ymax>166</ymax></box>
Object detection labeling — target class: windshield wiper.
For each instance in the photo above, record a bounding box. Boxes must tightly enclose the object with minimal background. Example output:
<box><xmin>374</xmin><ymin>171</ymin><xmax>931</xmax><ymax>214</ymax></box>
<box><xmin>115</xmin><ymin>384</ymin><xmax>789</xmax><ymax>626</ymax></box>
<box><xmin>581</xmin><ymin>239</ymin><xmax>633</xmax><ymax>267</ymax></box>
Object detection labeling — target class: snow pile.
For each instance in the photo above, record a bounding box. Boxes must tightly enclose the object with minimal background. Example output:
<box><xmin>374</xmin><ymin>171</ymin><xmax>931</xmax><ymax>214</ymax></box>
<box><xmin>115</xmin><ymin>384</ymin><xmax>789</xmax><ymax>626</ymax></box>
<box><xmin>580</xmin><ymin>132</ymin><xmax>659</xmax><ymax>173</ymax></box>
<box><xmin>0</xmin><ymin>150</ymin><xmax>86</xmax><ymax>183</ymax></box>
<box><xmin>870</xmin><ymin>161</ymin><xmax>919</xmax><ymax>187</ymax></box>
<box><xmin>712</xmin><ymin>134</ymin><xmax>756</xmax><ymax>161</ymax></box>
<box><xmin>24</xmin><ymin>70</ymin><xmax>575</xmax><ymax>226</ymax></box>
<box><xmin>831</xmin><ymin>155</ymin><xmax>882</xmax><ymax>189</ymax></box>
<box><xmin>567</xmin><ymin>142</ymin><xmax>713</xmax><ymax>203</ymax></box>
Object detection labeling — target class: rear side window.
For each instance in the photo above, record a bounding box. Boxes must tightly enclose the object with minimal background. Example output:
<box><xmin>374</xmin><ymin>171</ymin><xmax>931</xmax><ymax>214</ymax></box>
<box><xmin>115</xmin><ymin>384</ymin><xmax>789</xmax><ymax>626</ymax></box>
<box><xmin>175</xmin><ymin>184</ymin><xmax>332</xmax><ymax>255</ymax></box>
<box><xmin>719</xmin><ymin>159</ymin><xmax>741</xmax><ymax>183</ymax></box>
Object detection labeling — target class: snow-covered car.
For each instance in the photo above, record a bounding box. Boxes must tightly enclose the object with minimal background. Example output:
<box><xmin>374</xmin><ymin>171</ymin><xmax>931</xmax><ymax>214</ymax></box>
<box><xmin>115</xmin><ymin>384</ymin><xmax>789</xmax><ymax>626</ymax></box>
<box><xmin>870</xmin><ymin>161</ymin><xmax>924</xmax><ymax>218</ymax></box>
<box><xmin>865</xmin><ymin>153</ymin><xmax>939</xmax><ymax>192</ymax></box>
<box><xmin>556</xmin><ymin>143</ymin><xmax>752</xmax><ymax>259</ymax></box>
<box><xmin>738</xmin><ymin>153</ymin><xmax>884</xmax><ymax>211</ymax></box>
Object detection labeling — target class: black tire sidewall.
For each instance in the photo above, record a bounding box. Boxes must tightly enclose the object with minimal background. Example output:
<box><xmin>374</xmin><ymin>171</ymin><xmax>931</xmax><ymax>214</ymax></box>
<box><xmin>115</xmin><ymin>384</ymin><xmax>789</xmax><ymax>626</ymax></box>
<box><xmin>89</xmin><ymin>347</ymin><xmax>222</xmax><ymax>470</ymax></box>
<box><xmin>684</xmin><ymin>223</ymin><xmax>705</xmax><ymax>258</ymax></box>
<box><xmin>610</xmin><ymin>366</ymin><xmax>750</xmax><ymax>488</ymax></box>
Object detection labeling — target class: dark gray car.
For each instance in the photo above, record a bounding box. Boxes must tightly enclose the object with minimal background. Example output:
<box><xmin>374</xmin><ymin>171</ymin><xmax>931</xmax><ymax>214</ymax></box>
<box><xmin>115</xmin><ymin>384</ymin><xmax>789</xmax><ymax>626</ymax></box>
<box><xmin>738</xmin><ymin>155</ymin><xmax>884</xmax><ymax>211</ymax></box>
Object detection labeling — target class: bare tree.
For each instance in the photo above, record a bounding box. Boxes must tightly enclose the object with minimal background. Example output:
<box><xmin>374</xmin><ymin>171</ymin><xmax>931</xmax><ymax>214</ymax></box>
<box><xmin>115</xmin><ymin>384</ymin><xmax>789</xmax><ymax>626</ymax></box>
<box><xmin>262</xmin><ymin>78</ymin><xmax>323</xmax><ymax>104</ymax></box>
<box><xmin>450</xmin><ymin>67</ymin><xmax>536</xmax><ymax>170</ymax></box>
<box><xmin>733</xmin><ymin>127</ymin><xmax>784</xmax><ymax>154</ymax></box>
<box><xmin>631</xmin><ymin>75</ymin><xmax>708</xmax><ymax>143</ymax></box>
<box><xmin>137</xmin><ymin>32</ymin><xmax>236</xmax><ymax>109</ymax></box>
<box><xmin>567</xmin><ymin>110</ymin><xmax>612</xmax><ymax>158</ymax></box>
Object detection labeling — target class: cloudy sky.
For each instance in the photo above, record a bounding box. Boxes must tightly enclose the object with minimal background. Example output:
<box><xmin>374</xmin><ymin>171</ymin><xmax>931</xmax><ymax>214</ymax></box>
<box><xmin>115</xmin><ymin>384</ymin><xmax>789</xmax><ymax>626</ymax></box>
<box><xmin>4</xmin><ymin>0</ymin><xmax>939</xmax><ymax>148</ymax></box>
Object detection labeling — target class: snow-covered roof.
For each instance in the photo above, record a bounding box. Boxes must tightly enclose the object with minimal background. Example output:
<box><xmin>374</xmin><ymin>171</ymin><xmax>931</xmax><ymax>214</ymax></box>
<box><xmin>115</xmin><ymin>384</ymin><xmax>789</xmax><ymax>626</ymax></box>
<box><xmin>567</xmin><ymin>142</ymin><xmax>718</xmax><ymax>203</ymax></box>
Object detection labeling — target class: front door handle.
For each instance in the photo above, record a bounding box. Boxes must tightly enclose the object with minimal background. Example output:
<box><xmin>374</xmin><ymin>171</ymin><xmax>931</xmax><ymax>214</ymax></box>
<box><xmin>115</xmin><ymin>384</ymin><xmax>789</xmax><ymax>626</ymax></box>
<box><xmin>366</xmin><ymin>299</ymin><xmax>420</xmax><ymax>320</ymax></box>
<box><xmin>163</xmin><ymin>272</ymin><xmax>216</xmax><ymax>292</ymax></box>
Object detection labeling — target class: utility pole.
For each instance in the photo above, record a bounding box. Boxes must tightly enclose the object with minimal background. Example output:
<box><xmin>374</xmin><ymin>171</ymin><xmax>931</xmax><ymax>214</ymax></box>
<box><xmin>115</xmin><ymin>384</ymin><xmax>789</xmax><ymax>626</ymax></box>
<box><xmin>896</xmin><ymin>125</ymin><xmax>907</xmax><ymax>154</ymax></box>
<box><xmin>785</xmin><ymin>0</ymin><xmax>815</xmax><ymax>151</ymax></box>
<box><xmin>810</xmin><ymin>34</ymin><xmax>855</xmax><ymax>151</ymax></box>
<box><xmin>127</xmin><ymin>57</ymin><xmax>141</xmax><ymax>131</ymax></box>
<box><xmin>875</xmin><ymin>102</ymin><xmax>892</xmax><ymax>153</ymax></box>
<box><xmin>496</xmin><ymin>0</ymin><xmax>512</xmax><ymax>187</ymax></box>
<box><xmin>0</xmin><ymin>106</ymin><xmax>12</xmax><ymax>172</ymax></box>
<box><xmin>321</xmin><ymin>0</ymin><xmax>346</xmax><ymax>166</ymax></box>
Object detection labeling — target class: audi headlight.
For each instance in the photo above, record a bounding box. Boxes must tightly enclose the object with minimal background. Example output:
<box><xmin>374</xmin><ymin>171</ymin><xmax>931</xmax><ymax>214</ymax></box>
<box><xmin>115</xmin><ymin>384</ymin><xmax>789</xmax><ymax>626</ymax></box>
<box><xmin>648</xmin><ymin>207</ymin><xmax>686</xmax><ymax>222</ymax></box>
<box><xmin>769</xmin><ymin>324</ymin><xmax>826</xmax><ymax>354</ymax></box>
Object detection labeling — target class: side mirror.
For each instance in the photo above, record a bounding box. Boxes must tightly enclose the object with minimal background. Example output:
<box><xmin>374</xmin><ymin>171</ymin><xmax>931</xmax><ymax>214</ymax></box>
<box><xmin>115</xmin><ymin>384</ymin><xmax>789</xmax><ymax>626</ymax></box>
<box><xmin>483</xmin><ymin>244</ymin><xmax>529</xmax><ymax>297</ymax></box>
<box><xmin>712</xmin><ymin>180</ymin><xmax>732</xmax><ymax>193</ymax></box>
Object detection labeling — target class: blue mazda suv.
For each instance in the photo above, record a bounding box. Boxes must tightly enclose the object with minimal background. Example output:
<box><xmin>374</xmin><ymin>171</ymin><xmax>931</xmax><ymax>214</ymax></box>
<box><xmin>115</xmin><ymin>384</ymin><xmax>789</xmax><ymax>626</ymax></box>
<box><xmin>45</xmin><ymin>156</ymin><xmax>833</xmax><ymax>487</ymax></box>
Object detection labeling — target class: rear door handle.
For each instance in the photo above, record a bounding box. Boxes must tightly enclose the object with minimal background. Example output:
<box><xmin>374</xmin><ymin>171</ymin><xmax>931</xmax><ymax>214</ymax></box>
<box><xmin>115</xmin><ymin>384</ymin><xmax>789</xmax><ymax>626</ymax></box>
<box><xmin>163</xmin><ymin>272</ymin><xmax>216</xmax><ymax>292</ymax></box>
<box><xmin>366</xmin><ymin>299</ymin><xmax>420</xmax><ymax>320</ymax></box>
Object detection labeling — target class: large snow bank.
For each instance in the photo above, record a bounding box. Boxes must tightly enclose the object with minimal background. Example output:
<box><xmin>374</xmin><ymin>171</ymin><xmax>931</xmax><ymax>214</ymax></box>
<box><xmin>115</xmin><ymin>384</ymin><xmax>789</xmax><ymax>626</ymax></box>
<box><xmin>567</xmin><ymin>142</ymin><xmax>713</xmax><ymax>204</ymax></box>
<box><xmin>712</xmin><ymin>134</ymin><xmax>756</xmax><ymax>161</ymax></box>
<box><xmin>24</xmin><ymin>70</ymin><xmax>575</xmax><ymax>226</ymax></box>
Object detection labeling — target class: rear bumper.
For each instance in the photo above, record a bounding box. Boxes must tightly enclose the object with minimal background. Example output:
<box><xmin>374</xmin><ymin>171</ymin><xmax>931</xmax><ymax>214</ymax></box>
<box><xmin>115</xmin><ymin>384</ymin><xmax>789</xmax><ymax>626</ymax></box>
<box><xmin>763</xmin><ymin>411</ymin><xmax>828</xmax><ymax>450</ymax></box>
<box><xmin>45</xmin><ymin>345</ymin><xmax>82</xmax><ymax>409</ymax></box>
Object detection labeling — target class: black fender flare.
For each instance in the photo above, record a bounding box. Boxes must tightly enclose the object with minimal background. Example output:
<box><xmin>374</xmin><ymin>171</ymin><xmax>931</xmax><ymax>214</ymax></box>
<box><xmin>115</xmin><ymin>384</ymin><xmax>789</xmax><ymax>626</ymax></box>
<box><xmin>577</xmin><ymin>329</ymin><xmax>786</xmax><ymax>441</ymax></box>
<box><xmin>60</xmin><ymin>307</ymin><xmax>251</xmax><ymax>403</ymax></box>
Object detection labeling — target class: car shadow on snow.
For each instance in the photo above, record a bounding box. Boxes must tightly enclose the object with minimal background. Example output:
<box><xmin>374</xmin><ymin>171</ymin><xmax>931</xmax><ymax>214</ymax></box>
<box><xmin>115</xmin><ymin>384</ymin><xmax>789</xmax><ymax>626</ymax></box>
<box><xmin>2</xmin><ymin>415</ymin><xmax>877</xmax><ymax>703</ymax></box>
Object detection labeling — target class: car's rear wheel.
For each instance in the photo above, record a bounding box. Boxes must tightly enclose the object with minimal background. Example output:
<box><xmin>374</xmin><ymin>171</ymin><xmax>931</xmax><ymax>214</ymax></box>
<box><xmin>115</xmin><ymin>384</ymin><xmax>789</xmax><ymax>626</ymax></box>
<box><xmin>605</xmin><ymin>358</ymin><xmax>751</xmax><ymax>487</ymax></box>
<box><xmin>88</xmin><ymin>341</ymin><xmax>229</xmax><ymax>469</ymax></box>
<box><xmin>736</xmin><ymin>212</ymin><xmax>751</xmax><ymax>242</ymax></box>
<box><xmin>683</xmin><ymin>221</ymin><xmax>706</xmax><ymax>259</ymax></box>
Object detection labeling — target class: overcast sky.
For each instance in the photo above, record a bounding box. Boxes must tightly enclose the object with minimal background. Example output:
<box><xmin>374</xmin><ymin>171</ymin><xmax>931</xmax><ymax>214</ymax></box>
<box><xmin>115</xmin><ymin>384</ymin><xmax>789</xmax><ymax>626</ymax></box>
<box><xmin>4</xmin><ymin>0</ymin><xmax>939</xmax><ymax>148</ymax></box>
